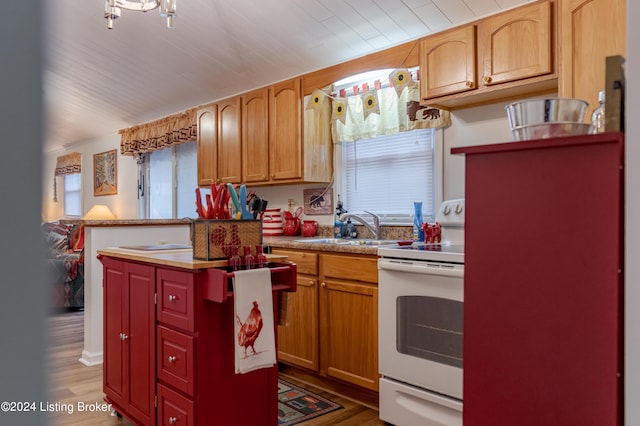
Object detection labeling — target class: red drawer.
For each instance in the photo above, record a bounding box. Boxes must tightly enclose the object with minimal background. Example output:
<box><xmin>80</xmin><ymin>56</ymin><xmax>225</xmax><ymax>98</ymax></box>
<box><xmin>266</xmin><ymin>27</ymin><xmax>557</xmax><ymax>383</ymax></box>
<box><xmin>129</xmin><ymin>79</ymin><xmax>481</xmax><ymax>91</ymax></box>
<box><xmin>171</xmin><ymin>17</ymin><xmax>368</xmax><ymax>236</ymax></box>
<box><xmin>157</xmin><ymin>269</ymin><xmax>195</xmax><ymax>332</ymax></box>
<box><xmin>157</xmin><ymin>326</ymin><xmax>195</xmax><ymax>396</ymax></box>
<box><xmin>158</xmin><ymin>383</ymin><xmax>195</xmax><ymax>426</ymax></box>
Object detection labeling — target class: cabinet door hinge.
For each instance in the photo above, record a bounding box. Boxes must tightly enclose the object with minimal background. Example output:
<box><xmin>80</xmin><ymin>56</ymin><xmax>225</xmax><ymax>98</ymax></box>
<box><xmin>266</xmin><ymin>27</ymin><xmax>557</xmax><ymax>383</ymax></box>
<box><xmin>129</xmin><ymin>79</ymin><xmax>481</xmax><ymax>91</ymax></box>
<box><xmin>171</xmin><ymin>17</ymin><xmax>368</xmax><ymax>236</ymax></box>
<box><xmin>154</xmin><ymin>293</ymin><xmax>157</xmax><ymax>305</ymax></box>
<box><xmin>155</xmin><ymin>395</ymin><xmax>157</xmax><ymax>407</ymax></box>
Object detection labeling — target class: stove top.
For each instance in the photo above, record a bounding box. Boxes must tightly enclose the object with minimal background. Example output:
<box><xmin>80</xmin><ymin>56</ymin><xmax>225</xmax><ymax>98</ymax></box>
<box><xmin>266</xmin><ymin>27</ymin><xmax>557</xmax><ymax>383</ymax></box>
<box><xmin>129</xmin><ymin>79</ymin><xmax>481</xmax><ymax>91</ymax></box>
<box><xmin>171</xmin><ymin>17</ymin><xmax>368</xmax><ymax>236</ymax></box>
<box><xmin>378</xmin><ymin>242</ymin><xmax>464</xmax><ymax>263</ymax></box>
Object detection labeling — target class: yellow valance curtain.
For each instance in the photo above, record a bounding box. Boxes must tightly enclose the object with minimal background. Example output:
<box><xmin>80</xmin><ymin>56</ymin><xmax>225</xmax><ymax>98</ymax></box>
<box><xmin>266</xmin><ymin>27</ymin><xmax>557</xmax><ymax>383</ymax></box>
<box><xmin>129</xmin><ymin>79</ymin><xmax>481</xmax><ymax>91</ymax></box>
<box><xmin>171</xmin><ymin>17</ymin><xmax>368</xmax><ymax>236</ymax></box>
<box><xmin>53</xmin><ymin>152</ymin><xmax>81</xmax><ymax>202</ymax></box>
<box><xmin>119</xmin><ymin>107</ymin><xmax>198</xmax><ymax>156</ymax></box>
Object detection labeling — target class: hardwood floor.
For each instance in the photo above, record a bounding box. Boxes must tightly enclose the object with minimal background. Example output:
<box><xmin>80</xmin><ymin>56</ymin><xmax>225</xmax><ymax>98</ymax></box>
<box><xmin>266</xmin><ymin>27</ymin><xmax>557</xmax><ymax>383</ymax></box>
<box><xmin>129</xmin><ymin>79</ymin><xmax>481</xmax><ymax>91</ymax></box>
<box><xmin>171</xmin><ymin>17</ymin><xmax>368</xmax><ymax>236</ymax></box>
<box><xmin>47</xmin><ymin>311</ymin><xmax>388</xmax><ymax>425</ymax></box>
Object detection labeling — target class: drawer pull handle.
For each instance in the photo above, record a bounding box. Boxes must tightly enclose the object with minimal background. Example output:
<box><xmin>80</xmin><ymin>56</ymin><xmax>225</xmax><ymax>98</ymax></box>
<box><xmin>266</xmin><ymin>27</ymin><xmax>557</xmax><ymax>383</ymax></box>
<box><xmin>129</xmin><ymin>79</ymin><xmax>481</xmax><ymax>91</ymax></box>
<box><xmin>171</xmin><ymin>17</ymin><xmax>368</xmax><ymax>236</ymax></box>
<box><xmin>168</xmin><ymin>355</ymin><xmax>177</xmax><ymax>363</ymax></box>
<box><xmin>168</xmin><ymin>295</ymin><xmax>177</xmax><ymax>301</ymax></box>
<box><xmin>168</xmin><ymin>417</ymin><xmax>177</xmax><ymax>424</ymax></box>
<box><xmin>119</xmin><ymin>333</ymin><xmax>128</xmax><ymax>341</ymax></box>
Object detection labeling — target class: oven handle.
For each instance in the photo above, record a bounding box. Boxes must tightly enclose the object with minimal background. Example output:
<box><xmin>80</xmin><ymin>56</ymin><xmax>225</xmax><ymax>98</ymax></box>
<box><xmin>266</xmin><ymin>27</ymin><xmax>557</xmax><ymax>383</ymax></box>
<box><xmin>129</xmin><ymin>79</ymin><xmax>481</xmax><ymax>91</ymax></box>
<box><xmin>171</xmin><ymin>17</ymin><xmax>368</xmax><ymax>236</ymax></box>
<box><xmin>378</xmin><ymin>258</ymin><xmax>464</xmax><ymax>278</ymax></box>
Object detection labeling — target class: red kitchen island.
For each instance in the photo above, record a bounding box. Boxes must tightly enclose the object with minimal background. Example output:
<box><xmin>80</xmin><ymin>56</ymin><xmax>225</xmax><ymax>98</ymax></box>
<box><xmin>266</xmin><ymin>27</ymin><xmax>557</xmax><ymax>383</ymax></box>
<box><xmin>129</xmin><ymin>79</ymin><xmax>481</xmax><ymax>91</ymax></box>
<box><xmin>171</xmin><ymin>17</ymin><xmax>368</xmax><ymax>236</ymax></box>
<box><xmin>453</xmin><ymin>132</ymin><xmax>624</xmax><ymax>425</ymax></box>
<box><xmin>97</xmin><ymin>247</ymin><xmax>296</xmax><ymax>426</ymax></box>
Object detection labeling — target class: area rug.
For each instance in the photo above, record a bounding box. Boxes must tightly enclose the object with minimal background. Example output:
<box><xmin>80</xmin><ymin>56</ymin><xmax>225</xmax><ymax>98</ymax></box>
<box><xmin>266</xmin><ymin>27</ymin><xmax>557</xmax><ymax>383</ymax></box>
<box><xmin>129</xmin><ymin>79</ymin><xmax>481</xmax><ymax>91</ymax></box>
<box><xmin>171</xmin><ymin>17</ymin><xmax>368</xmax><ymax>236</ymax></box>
<box><xmin>278</xmin><ymin>379</ymin><xmax>342</xmax><ymax>425</ymax></box>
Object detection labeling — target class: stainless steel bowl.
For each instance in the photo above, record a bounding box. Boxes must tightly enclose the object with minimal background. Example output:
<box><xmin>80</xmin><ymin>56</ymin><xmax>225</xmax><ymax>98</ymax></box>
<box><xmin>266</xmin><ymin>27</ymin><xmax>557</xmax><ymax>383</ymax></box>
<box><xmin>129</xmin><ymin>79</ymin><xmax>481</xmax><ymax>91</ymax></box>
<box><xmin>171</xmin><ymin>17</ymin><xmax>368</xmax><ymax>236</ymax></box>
<box><xmin>505</xmin><ymin>98</ymin><xmax>589</xmax><ymax>130</ymax></box>
<box><xmin>510</xmin><ymin>122</ymin><xmax>596</xmax><ymax>141</ymax></box>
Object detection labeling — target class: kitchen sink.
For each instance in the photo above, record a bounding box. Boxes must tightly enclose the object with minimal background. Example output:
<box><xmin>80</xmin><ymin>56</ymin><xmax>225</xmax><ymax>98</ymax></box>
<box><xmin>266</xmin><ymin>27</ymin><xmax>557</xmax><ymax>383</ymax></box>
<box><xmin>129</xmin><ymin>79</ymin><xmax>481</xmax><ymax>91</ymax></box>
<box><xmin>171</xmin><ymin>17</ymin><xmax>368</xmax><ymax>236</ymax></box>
<box><xmin>294</xmin><ymin>238</ymin><xmax>397</xmax><ymax>246</ymax></box>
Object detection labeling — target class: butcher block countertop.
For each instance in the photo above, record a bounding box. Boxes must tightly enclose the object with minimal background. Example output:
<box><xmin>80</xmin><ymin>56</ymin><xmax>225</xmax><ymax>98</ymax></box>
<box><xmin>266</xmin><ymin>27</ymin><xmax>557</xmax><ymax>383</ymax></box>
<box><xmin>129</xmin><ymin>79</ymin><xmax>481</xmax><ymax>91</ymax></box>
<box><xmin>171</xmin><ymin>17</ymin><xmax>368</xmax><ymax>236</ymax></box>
<box><xmin>97</xmin><ymin>246</ymin><xmax>288</xmax><ymax>270</ymax></box>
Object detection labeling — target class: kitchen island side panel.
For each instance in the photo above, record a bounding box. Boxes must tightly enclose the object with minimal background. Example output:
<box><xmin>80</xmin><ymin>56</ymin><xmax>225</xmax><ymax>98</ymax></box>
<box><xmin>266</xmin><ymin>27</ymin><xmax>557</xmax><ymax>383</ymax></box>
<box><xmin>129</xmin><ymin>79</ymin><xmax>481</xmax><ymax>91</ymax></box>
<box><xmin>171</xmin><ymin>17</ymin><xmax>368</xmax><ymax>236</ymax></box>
<box><xmin>458</xmin><ymin>134</ymin><xmax>623</xmax><ymax>425</ymax></box>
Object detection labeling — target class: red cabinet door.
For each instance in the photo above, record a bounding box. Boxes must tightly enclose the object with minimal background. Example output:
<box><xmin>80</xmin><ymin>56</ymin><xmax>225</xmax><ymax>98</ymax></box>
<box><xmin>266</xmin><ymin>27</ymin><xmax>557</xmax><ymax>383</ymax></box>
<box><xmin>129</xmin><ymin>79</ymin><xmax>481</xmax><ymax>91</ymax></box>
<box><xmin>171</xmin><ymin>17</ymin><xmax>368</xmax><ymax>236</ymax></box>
<box><xmin>102</xmin><ymin>257</ymin><xmax>156</xmax><ymax>426</ymax></box>
<box><xmin>126</xmin><ymin>262</ymin><xmax>156</xmax><ymax>425</ymax></box>
<box><xmin>103</xmin><ymin>259</ymin><xmax>127</xmax><ymax>410</ymax></box>
<box><xmin>455</xmin><ymin>133</ymin><xmax>624</xmax><ymax>425</ymax></box>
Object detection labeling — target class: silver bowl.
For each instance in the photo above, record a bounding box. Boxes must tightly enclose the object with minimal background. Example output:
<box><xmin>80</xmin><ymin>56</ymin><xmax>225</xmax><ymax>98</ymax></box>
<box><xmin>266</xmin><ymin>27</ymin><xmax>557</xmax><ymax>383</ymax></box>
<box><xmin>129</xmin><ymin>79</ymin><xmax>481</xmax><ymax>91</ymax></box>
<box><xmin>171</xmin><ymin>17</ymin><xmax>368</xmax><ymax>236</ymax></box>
<box><xmin>505</xmin><ymin>98</ymin><xmax>589</xmax><ymax>130</ymax></box>
<box><xmin>510</xmin><ymin>122</ymin><xmax>596</xmax><ymax>141</ymax></box>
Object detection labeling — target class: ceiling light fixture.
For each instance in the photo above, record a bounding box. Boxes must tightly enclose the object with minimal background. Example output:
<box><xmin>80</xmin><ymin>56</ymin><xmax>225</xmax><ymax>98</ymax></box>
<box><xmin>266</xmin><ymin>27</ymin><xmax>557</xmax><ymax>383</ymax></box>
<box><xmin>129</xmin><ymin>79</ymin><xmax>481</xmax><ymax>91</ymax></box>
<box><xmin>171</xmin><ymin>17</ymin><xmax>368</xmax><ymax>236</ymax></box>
<box><xmin>104</xmin><ymin>0</ymin><xmax>177</xmax><ymax>30</ymax></box>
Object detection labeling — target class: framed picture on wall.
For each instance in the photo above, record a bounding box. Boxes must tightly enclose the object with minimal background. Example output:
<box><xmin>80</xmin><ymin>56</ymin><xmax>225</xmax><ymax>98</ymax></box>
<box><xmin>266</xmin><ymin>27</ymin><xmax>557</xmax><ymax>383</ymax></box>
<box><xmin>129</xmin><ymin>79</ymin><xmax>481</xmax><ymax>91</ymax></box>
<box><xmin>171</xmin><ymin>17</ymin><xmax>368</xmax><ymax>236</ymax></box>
<box><xmin>303</xmin><ymin>188</ymin><xmax>333</xmax><ymax>215</ymax></box>
<box><xmin>93</xmin><ymin>149</ymin><xmax>117</xmax><ymax>196</ymax></box>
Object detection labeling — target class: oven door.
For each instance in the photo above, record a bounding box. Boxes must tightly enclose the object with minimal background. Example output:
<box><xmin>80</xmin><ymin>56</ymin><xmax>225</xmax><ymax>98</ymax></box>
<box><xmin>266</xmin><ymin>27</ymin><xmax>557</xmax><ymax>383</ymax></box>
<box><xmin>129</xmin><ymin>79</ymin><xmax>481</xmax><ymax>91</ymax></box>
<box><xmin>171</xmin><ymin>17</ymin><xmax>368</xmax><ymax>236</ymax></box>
<box><xmin>378</xmin><ymin>258</ymin><xmax>464</xmax><ymax>400</ymax></box>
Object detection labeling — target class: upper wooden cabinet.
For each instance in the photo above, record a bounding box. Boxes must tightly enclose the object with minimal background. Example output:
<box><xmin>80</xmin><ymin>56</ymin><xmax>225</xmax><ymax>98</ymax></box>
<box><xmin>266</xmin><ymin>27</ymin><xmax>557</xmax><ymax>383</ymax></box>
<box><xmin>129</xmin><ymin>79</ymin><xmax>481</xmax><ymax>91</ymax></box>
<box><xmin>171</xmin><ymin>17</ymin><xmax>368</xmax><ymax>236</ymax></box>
<box><xmin>269</xmin><ymin>79</ymin><xmax>303</xmax><ymax>182</ymax></box>
<box><xmin>196</xmin><ymin>98</ymin><xmax>241</xmax><ymax>186</ymax></box>
<box><xmin>198</xmin><ymin>78</ymin><xmax>332</xmax><ymax>186</ymax></box>
<box><xmin>242</xmin><ymin>88</ymin><xmax>269</xmax><ymax>183</ymax></box>
<box><xmin>479</xmin><ymin>0</ymin><xmax>552</xmax><ymax>86</ymax></box>
<box><xmin>420</xmin><ymin>24</ymin><xmax>477</xmax><ymax>99</ymax></box>
<box><xmin>196</xmin><ymin>105</ymin><xmax>217</xmax><ymax>186</ymax></box>
<box><xmin>559</xmin><ymin>0</ymin><xmax>626</xmax><ymax>117</ymax></box>
<box><xmin>216</xmin><ymin>96</ymin><xmax>242</xmax><ymax>183</ymax></box>
<box><xmin>421</xmin><ymin>0</ymin><xmax>557</xmax><ymax>109</ymax></box>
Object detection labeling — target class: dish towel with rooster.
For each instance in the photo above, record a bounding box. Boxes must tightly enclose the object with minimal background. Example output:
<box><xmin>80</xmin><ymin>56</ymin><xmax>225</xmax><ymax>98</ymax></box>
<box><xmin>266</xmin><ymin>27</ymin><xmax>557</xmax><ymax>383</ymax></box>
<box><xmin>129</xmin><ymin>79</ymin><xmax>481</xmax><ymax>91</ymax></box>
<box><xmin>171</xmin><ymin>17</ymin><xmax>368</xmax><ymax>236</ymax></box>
<box><xmin>232</xmin><ymin>268</ymin><xmax>277</xmax><ymax>374</ymax></box>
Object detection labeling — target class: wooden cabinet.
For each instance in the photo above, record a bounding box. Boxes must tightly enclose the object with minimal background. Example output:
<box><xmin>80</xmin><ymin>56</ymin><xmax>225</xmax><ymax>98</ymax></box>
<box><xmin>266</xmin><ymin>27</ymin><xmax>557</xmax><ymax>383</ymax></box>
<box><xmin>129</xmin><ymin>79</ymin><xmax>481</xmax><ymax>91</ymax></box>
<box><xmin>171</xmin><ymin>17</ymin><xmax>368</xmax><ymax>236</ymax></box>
<box><xmin>320</xmin><ymin>254</ymin><xmax>378</xmax><ymax>392</ymax></box>
<box><xmin>559</xmin><ymin>0</ymin><xmax>626</xmax><ymax>117</ymax></box>
<box><xmin>478</xmin><ymin>0</ymin><xmax>552</xmax><ymax>87</ymax></box>
<box><xmin>216</xmin><ymin>96</ymin><xmax>242</xmax><ymax>183</ymax></box>
<box><xmin>196</xmin><ymin>98</ymin><xmax>241</xmax><ymax>186</ymax></box>
<box><xmin>199</xmin><ymin>78</ymin><xmax>332</xmax><ymax>186</ymax></box>
<box><xmin>421</xmin><ymin>0</ymin><xmax>557</xmax><ymax>108</ymax></box>
<box><xmin>275</xmin><ymin>250</ymin><xmax>319</xmax><ymax>371</ymax></box>
<box><xmin>420</xmin><ymin>24</ymin><xmax>477</xmax><ymax>99</ymax></box>
<box><xmin>242</xmin><ymin>88</ymin><xmax>269</xmax><ymax>183</ymax></box>
<box><xmin>102</xmin><ymin>257</ymin><xmax>156</xmax><ymax>426</ymax></box>
<box><xmin>273</xmin><ymin>249</ymin><xmax>379</xmax><ymax>392</ymax></box>
<box><xmin>453</xmin><ymin>133</ymin><xmax>624</xmax><ymax>425</ymax></box>
<box><xmin>100</xmin><ymin>255</ymin><xmax>296</xmax><ymax>425</ymax></box>
<box><xmin>196</xmin><ymin>105</ymin><xmax>217</xmax><ymax>186</ymax></box>
<box><xmin>269</xmin><ymin>79</ymin><xmax>303</xmax><ymax>182</ymax></box>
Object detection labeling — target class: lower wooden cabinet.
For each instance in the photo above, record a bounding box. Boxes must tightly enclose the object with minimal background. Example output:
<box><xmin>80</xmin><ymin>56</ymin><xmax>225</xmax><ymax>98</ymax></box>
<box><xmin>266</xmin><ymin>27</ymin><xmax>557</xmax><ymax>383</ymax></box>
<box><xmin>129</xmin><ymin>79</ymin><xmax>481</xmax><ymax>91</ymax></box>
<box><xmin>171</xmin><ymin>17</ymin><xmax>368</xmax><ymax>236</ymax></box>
<box><xmin>320</xmin><ymin>254</ymin><xmax>379</xmax><ymax>392</ymax></box>
<box><xmin>273</xmin><ymin>249</ymin><xmax>379</xmax><ymax>392</ymax></box>
<box><xmin>275</xmin><ymin>250</ymin><xmax>319</xmax><ymax>371</ymax></box>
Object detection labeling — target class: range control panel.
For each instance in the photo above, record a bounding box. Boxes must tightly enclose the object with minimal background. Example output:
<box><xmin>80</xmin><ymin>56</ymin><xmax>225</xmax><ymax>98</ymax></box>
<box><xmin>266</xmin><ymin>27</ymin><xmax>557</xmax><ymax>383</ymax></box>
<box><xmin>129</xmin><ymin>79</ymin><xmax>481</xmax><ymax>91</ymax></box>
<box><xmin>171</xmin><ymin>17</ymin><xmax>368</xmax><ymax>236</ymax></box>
<box><xmin>435</xmin><ymin>198</ymin><xmax>465</xmax><ymax>227</ymax></box>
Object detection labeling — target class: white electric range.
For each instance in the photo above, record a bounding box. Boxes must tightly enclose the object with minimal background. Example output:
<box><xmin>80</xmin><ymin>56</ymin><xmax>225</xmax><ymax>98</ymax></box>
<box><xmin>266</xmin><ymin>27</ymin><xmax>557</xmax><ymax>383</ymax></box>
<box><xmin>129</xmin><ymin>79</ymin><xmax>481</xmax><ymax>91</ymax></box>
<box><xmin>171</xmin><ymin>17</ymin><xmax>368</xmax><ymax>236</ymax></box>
<box><xmin>377</xmin><ymin>199</ymin><xmax>465</xmax><ymax>426</ymax></box>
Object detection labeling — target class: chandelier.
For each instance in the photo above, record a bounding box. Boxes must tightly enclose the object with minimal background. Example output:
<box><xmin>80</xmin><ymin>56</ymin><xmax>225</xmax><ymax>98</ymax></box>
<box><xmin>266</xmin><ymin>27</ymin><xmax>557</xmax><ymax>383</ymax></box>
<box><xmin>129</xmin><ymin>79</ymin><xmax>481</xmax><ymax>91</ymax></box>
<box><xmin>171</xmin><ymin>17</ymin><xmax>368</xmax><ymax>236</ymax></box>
<box><xmin>104</xmin><ymin>0</ymin><xmax>177</xmax><ymax>29</ymax></box>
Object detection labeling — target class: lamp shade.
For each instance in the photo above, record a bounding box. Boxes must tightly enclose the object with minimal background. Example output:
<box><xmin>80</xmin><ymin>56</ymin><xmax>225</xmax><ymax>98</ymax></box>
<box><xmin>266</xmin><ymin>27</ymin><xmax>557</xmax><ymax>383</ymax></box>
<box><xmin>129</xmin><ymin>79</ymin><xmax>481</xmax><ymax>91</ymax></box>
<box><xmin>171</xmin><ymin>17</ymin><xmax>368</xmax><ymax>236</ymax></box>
<box><xmin>84</xmin><ymin>204</ymin><xmax>116</xmax><ymax>220</ymax></box>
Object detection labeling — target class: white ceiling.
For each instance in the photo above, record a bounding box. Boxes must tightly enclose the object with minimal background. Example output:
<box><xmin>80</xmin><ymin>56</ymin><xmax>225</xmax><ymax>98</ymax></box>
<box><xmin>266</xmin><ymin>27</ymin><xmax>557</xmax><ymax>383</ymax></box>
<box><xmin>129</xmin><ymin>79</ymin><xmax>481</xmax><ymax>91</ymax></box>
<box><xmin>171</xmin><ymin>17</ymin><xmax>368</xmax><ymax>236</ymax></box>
<box><xmin>43</xmin><ymin>0</ymin><xmax>532</xmax><ymax>153</ymax></box>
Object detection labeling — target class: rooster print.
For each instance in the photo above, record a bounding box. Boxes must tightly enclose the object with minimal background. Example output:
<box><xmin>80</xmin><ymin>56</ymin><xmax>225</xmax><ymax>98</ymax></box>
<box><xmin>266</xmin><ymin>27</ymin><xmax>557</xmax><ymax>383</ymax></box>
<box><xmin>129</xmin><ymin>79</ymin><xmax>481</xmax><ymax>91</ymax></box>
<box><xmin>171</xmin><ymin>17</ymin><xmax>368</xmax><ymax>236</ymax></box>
<box><xmin>236</xmin><ymin>300</ymin><xmax>263</xmax><ymax>358</ymax></box>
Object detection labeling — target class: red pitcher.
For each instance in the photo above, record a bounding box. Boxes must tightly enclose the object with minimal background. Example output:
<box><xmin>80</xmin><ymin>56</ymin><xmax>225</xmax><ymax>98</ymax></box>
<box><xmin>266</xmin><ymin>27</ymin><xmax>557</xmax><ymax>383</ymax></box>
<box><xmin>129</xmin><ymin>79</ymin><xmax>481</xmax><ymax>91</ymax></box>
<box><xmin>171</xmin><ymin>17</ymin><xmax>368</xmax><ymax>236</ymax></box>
<box><xmin>301</xmin><ymin>220</ymin><xmax>319</xmax><ymax>237</ymax></box>
<box><xmin>283</xmin><ymin>217</ymin><xmax>301</xmax><ymax>236</ymax></box>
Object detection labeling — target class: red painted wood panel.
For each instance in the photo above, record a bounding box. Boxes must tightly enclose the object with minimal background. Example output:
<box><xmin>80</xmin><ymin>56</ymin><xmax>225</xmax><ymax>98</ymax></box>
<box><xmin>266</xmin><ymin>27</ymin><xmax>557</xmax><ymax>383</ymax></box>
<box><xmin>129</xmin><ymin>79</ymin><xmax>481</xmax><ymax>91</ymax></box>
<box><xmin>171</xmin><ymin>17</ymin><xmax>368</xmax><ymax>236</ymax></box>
<box><xmin>456</xmin><ymin>133</ymin><xmax>624</xmax><ymax>425</ymax></box>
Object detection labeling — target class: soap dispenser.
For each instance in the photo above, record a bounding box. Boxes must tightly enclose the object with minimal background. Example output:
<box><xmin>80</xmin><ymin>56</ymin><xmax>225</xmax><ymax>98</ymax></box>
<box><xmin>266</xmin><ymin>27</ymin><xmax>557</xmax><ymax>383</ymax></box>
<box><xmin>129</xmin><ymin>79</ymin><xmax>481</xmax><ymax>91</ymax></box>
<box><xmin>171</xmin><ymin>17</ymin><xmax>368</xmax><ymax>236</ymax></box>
<box><xmin>334</xmin><ymin>195</ymin><xmax>347</xmax><ymax>238</ymax></box>
<box><xmin>344</xmin><ymin>218</ymin><xmax>358</xmax><ymax>239</ymax></box>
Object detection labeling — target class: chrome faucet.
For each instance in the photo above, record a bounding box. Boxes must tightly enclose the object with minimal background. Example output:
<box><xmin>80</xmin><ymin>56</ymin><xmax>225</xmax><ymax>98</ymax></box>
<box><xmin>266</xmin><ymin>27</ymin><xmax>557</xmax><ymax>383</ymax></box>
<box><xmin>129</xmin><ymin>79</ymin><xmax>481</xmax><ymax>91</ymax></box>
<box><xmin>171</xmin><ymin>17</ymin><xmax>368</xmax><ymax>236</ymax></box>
<box><xmin>339</xmin><ymin>211</ymin><xmax>381</xmax><ymax>239</ymax></box>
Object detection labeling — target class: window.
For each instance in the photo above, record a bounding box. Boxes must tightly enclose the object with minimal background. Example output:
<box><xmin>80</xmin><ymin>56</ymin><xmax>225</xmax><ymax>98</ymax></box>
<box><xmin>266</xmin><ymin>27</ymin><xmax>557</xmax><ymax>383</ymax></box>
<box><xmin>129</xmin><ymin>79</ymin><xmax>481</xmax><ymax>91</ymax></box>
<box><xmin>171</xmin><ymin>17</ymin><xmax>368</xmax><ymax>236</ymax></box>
<box><xmin>332</xmin><ymin>68</ymin><xmax>441</xmax><ymax>224</ymax></box>
<box><xmin>63</xmin><ymin>173</ymin><xmax>81</xmax><ymax>217</ymax></box>
<box><xmin>140</xmin><ymin>141</ymin><xmax>198</xmax><ymax>219</ymax></box>
<box><xmin>339</xmin><ymin>128</ymin><xmax>436</xmax><ymax>223</ymax></box>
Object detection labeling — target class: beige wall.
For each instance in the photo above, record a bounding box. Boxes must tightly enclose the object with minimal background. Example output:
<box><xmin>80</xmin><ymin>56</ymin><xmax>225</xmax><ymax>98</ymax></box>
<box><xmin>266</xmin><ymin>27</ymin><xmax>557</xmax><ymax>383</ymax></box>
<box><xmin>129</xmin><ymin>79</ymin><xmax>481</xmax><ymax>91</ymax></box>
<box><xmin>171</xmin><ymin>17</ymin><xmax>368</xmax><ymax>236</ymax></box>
<box><xmin>42</xmin><ymin>133</ymin><xmax>138</xmax><ymax>221</ymax></box>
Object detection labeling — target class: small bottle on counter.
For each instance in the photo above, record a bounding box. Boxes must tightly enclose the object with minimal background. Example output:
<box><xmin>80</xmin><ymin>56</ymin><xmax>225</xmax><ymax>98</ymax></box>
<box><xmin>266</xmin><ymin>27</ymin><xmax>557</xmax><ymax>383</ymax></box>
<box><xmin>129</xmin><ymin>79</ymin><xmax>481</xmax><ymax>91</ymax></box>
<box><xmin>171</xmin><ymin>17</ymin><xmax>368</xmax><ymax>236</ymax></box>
<box><xmin>413</xmin><ymin>201</ymin><xmax>424</xmax><ymax>242</ymax></box>
<box><xmin>229</xmin><ymin>246</ymin><xmax>242</xmax><ymax>271</ymax></box>
<box><xmin>255</xmin><ymin>245</ymin><xmax>268</xmax><ymax>268</ymax></box>
<box><xmin>591</xmin><ymin>90</ymin><xmax>606</xmax><ymax>133</ymax></box>
<box><xmin>243</xmin><ymin>246</ymin><xmax>255</xmax><ymax>270</ymax></box>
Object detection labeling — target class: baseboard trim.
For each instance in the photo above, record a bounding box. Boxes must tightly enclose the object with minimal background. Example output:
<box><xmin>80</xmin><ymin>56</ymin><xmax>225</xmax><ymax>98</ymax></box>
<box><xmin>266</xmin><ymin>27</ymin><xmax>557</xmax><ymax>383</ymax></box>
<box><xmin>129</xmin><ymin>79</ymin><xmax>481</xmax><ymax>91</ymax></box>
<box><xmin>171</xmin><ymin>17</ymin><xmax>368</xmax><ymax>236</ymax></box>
<box><xmin>79</xmin><ymin>349</ymin><xmax>103</xmax><ymax>366</ymax></box>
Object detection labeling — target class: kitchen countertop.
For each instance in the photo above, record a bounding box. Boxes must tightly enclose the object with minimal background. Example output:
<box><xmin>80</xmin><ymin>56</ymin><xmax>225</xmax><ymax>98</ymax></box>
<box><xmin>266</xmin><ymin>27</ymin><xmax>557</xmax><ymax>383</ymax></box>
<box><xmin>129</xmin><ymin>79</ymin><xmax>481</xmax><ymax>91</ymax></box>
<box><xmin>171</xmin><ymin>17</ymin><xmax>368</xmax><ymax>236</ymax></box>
<box><xmin>97</xmin><ymin>247</ymin><xmax>288</xmax><ymax>270</ymax></box>
<box><xmin>264</xmin><ymin>236</ymin><xmax>382</xmax><ymax>256</ymax></box>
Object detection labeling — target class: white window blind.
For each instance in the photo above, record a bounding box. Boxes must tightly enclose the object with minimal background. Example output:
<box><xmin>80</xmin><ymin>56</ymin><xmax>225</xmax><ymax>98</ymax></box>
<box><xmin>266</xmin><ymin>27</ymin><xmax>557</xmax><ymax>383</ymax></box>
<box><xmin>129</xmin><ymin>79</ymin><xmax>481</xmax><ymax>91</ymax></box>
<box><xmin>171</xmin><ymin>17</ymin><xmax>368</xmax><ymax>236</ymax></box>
<box><xmin>175</xmin><ymin>141</ymin><xmax>197</xmax><ymax>218</ymax></box>
<box><xmin>341</xmin><ymin>128</ymin><xmax>435</xmax><ymax>222</ymax></box>
<box><xmin>63</xmin><ymin>173</ymin><xmax>81</xmax><ymax>217</ymax></box>
<box><xmin>146</xmin><ymin>141</ymin><xmax>198</xmax><ymax>219</ymax></box>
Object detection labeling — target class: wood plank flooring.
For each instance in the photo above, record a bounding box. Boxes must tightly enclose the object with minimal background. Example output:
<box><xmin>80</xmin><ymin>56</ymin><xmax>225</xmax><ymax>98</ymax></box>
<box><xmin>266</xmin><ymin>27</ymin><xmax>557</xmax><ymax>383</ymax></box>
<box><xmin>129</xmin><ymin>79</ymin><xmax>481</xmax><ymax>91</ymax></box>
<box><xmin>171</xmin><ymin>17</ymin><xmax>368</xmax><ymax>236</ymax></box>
<box><xmin>47</xmin><ymin>311</ymin><xmax>388</xmax><ymax>425</ymax></box>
